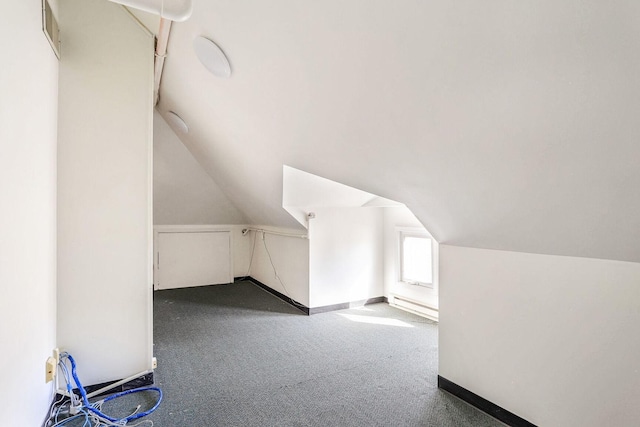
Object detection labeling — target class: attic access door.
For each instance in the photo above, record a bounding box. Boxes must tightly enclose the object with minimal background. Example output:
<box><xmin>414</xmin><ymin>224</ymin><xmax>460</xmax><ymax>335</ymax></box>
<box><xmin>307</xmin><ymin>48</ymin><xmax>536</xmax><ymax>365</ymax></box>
<box><xmin>156</xmin><ymin>230</ymin><xmax>232</xmax><ymax>290</ymax></box>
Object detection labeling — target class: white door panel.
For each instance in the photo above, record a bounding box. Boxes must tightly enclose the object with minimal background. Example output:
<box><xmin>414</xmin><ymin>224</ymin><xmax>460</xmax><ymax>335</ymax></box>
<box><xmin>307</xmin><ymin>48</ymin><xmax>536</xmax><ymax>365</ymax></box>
<box><xmin>157</xmin><ymin>231</ymin><xmax>231</xmax><ymax>290</ymax></box>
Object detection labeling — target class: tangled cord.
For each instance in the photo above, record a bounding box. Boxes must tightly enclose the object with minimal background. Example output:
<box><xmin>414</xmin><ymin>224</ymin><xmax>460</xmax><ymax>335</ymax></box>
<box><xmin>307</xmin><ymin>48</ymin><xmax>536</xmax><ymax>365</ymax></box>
<box><xmin>45</xmin><ymin>353</ymin><xmax>162</xmax><ymax>426</ymax></box>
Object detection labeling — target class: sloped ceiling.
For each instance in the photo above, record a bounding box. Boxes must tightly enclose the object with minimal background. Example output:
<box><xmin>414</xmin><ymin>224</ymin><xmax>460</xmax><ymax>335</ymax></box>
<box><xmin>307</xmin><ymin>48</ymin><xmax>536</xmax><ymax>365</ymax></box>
<box><xmin>282</xmin><ymin>165</ymin><xmax>403</xmax><ymax>226</ymax></box>
<box><xmin>155</xmin><ymin>0</ymin><xmax>640</xmax><ymax>262</ymax></box>
<box><xmin>154</xmin><ymin>110</ymin><xmax>247</xmax><ymax>224</ymax></box>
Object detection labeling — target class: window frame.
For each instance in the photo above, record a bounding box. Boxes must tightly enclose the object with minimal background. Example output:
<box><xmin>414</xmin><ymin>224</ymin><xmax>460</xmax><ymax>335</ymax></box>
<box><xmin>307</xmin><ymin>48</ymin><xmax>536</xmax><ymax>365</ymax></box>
<box><xmin>398</xmin><ymin>229</ymin><xmax>434</xmax><ymax>288</ymax></box>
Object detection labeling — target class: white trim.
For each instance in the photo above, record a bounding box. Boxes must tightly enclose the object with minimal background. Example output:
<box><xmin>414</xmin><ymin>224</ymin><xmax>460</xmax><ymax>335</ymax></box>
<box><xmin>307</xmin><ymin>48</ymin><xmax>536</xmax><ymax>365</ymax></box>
<box><xmin>396</xmin><ymin>226</ymin><xmax>432</xmax><ymax>234</ymax></box>
<box><xmin>250</xmin><ymin>224</ymin><xmax>309</xmax><ymax>238</ymax></box>
<box><xmin>145</xmin><ymin>37</ymin><xmax>154</xmax><ymax>372</ymax></box>
<box><xmin>154</xmin><ymin>224</ymin><xmax>236</xmax><ymax>232</ymax></box>
<box><xmin>243</xmin><ymin>227</ymin><xmax>308</xmax><ymax>239</ymax></box>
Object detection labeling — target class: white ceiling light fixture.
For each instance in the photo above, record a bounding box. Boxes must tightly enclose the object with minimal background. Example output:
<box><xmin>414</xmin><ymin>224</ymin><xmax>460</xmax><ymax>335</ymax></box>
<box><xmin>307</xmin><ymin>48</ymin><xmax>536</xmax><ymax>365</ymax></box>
<box><xmin>106</xmin><ymin>0</ymin><xmax>193</xmax><ymax>22</ymax></box>
<box><xmin>193</xmin><ymin>36</ymin><xmax>232</xmax><ymax>78</ymax></box>
<box><xmin>166</xmin><ymin>111</ymin><xmax>189</xmax><ymax>133</ymax></box>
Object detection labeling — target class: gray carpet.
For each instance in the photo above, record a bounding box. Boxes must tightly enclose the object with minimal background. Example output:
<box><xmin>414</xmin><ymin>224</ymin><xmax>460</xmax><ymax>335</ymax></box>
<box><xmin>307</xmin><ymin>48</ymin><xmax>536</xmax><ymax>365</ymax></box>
<box><xmin>146</xmin><ymin>281</ymin><xmax>504</xmax><ymax>426</ymax></box>
<box><xmin>59</xmin><ymin>281</ymin><xmax>505</xmax><ymax>426</ymax></box>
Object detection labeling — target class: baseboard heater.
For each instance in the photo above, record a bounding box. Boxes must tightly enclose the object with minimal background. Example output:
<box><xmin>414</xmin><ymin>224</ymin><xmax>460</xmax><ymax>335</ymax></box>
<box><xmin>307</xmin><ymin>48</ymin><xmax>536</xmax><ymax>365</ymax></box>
<box><xmin>390</xmin><ymin>294</ymin><xmax>439</xmax><ymax>321</ymax></box>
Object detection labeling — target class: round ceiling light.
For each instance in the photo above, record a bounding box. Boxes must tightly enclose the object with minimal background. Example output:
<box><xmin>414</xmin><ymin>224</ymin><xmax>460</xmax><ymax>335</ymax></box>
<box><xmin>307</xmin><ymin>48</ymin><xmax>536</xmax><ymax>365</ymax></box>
<box><xmin>193</xmin><ymin>36</ymin><xmax>231</xmax><ymax>78</ymax></box>
<box><xmin>166</xmin><ymin>111</ymin><xmax>189</xmax><ymax>133</ymax></box>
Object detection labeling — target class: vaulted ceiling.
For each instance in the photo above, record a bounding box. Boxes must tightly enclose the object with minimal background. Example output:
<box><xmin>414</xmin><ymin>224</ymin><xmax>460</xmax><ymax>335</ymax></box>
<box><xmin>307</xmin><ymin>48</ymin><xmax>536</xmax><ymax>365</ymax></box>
<box><xmin>140</xmin><ymin>1</ymin><xmax>640</xmax><ymax>262</ymax></box>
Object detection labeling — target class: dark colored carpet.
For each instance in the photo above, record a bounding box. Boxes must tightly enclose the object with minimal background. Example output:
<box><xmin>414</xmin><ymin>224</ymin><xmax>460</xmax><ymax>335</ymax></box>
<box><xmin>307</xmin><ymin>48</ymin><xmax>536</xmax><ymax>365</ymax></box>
<box><xmin>60</xmin><ymin>281</ymin><xmax>505</xmax><ymax>426</ymax></box>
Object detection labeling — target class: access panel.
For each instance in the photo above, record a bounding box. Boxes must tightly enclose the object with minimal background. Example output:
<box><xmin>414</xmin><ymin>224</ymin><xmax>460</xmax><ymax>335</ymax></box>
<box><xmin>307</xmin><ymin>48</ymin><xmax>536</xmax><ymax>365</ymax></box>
<box><xmin>156</xmin><ymin>231</ymin><xmax>231</xmax><ymax>290</ymax></box>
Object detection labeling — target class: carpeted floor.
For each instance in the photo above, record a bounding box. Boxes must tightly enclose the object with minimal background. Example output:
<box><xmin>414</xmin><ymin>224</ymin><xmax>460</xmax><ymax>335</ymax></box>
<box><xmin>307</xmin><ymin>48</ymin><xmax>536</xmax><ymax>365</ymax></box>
<box><xmin>144</xmin><ymin>281</ymin><xmax>504</xmax><ymax>426</ymax></box>
<box><xmin>58</xmin><ymin>281</ymin><xmax>505</xmax><ymax>426</ymax></box>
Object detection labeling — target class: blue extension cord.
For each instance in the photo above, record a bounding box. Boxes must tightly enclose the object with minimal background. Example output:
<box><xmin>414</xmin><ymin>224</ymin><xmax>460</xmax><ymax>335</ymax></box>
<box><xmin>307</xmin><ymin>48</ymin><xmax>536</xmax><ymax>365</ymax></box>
<box><xmin>65</xmin><ymin>353</ymin><xmax>162</xmax><ymax>424</ymax></box>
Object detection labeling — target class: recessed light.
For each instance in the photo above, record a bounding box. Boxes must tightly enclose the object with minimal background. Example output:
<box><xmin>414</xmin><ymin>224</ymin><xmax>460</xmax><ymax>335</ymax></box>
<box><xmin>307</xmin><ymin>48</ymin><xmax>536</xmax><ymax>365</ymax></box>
<box><xmin>193</xmin><ymin>36</ymin><xmax>231</xmax><ymax>78</ymax></box>
<box><xmin>166</xmin><ymin>111</ymin><xmax>189</xmax><ymax>133</ymax></box>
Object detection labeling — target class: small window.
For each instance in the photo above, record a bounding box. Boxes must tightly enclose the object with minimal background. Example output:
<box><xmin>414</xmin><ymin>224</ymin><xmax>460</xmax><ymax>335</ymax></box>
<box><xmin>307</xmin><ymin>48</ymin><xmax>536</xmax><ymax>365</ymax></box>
<box><xmin>400</xmin><ymin>232</ymin><xmax>433</xmax><ymax>286</ymax></box>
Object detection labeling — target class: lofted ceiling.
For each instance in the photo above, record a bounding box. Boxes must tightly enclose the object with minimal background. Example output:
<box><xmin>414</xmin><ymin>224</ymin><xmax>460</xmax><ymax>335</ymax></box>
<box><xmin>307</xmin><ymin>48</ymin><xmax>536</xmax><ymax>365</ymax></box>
<box><xmin>139</xmin><ymin>1</ymin><xmax>640</xmax><ymax>262</ymax></box>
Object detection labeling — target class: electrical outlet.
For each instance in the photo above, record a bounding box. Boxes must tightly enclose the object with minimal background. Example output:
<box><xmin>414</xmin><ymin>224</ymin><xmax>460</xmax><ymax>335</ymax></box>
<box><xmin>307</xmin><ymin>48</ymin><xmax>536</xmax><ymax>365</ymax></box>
<box><xmin>151</xmin><ymin>357</ymin><xmax>157</xmax><ymax>369</ymax></box>
<box><xmin>45</xmin><ymin>357</ymin><xmax>56</xmax><ymax>383</ymax></box>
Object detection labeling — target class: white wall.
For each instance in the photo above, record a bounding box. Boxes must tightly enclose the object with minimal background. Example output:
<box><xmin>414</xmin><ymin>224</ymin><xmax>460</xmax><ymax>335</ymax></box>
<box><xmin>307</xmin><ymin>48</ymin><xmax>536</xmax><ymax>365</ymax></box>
<box><xmin>308</xmin><ymin>208</ymin><xmax>383</xmax><ymax>308</ymax></box>
<box><xmin>0</xmin><ymin>2</ymin><xmax>59</xmax><ymax>425</ymax></box>
<box><xmin>154</xmin><ymin>110</ymin><xmax>247</xmax><ymax>225</ymax></box>
<box><xmin>383</xmin><ymin>206</ymin><xmax>438</xmax><ymax>311</ymax></box>
<box><xmin>439</xmin><ymin>245</ymin><xmax>640</xmax><ymax>427</ymax></box>
<box><xmin>57</xmin><ymin>0</ymin><xmax>154</xmax><ymax>385</ymax></box>
<box><xmin>247</xmin><ymin>227</ymin><xmax>310</xmax><ymax>307</ymax></box>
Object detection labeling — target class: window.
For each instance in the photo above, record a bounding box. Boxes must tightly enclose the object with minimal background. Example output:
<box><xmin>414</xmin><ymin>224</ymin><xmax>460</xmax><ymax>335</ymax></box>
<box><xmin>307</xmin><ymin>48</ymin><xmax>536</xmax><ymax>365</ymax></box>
<box><xmin>400</xmin><ymin>232</ymin><xmax>433</xmax><ymax>286</ymax></box>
